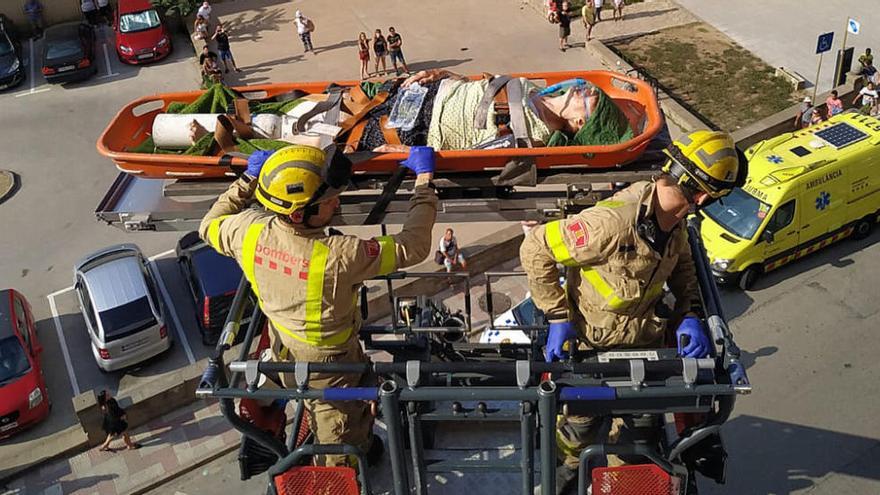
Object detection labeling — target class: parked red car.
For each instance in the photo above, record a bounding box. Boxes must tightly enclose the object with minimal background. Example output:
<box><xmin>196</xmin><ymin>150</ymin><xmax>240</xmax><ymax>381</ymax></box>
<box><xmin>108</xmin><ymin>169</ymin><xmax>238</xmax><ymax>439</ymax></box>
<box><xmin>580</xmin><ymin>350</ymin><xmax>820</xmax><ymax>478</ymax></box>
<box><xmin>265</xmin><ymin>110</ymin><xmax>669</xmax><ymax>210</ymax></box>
<box><xmin>113</xmin><ymin>0</ymin><xmax>172</xmax><ymax>64</ymax></box>
<box><xmin>0</xmin><ymin>289</ymin><xmax>49</xmax><ymax>439</ymax></box>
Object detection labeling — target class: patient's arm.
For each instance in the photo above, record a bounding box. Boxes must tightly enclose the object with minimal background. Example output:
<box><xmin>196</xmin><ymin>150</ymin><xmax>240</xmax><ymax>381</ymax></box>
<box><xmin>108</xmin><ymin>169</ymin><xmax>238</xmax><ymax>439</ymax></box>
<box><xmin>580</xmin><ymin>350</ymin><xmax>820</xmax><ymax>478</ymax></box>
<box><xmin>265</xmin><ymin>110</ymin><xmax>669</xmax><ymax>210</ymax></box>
<box><xmin>402</xmin><ymin>69</ymin><xmax>467</xmax><ymax>88</ymax></box>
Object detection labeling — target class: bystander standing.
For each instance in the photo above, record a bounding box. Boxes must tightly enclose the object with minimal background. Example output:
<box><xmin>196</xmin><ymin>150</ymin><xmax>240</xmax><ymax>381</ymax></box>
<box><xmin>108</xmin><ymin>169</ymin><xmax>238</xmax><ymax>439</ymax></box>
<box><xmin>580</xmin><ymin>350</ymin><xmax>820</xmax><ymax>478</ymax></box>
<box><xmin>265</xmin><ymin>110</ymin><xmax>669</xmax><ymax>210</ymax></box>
<box><xmin>581</xmin><ymin>1</ymin><xmax>597</xmax><ymax>42</ymax></box>
<box><xmin>81</xmin><ymin>0</ymin><xmax>98</xmax><ymax>25</ymax></box>
<box><xmin>357</xmin><ymin>32</ymin><xmax>371</xmax><ymax>79</ymax></box>
<box><xmin>373</xmin><ymin>29</ymin><xmax>388</xmax><ymax>76</ymax></box>
<box><xmin>97</xmin><ymin>391</ymin><xmax>140</xmax><ymax>452</ymax></box>
<box><xmin>793</xmin><ymin>97</ymin><xmax>814</xmax><ymax>129</ymax></box>
<box><xmin>212</xmin><ymin>23</ymin><xmax>242</xmax><ymax>73</ymax></box>
<box><xmin>612</xmin><ymin>0</ymin><xmax>624</xmax><ymax>21</ymax></box>
<box><xmin>294</xmin><ymin>10</ymin><xmax>315</xmax><ymax>53</ymax></box>
<box><xmin>854</xmin><ymin>82</ymin><xmax>878</xmax><ymax>115</ymax></box>
<box><xmin>387</xmin><ymin>27</ymin><xmax>410</xmax><ymax>75</ymax></box>
<box><xmin>197</xmin><ymin>1</ymin><xmax>212</xmax><ymax>23</ymax></box>
<box><xmin>593</xmin><ymin>0</ymin><xmax>604</xmax><ymax>22</ymax></box>
<box><xmin>825</xmin><ymin>90</ymin><xmax>844</xmax><ymax>118</ymax></box>
<box><xmin>96</xmin><ymin>0</ymin><xmax>111</xmax><ymax>25</ymax></box>
<box><xmin>23</xmin><ymin>0</ymin><xmax>43</xmax><ymax>38</ymax></box>
<box><xmin>557</xmin><ymin>1</ymin><xmax>571</xmax><ymax>52</ymax></box>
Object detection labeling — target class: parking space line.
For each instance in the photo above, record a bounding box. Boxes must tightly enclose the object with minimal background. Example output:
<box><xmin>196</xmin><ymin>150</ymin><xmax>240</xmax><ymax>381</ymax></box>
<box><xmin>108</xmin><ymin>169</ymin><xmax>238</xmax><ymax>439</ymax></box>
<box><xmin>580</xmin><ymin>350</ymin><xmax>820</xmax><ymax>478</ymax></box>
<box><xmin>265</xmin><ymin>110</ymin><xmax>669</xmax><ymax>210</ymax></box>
<box><xmin>47</xmin><ymin>294</ymin><xmax>81</xmax><ymax>397</ymax></box>
<box><xmin>148</xmin><ymin>248</ymin><xmax>176</xmax><ymax>261</ymax></box>
<box><xmin>13</xmin><ymin>39</ymin><xmax>51</xmax><ymax>98</ymax></box>
<box><xmin>47</xmin><ymin>286</ymin><xmax>74</xmax><ymax>298</ymax></box>
<box><xmin>149</xmin><ymin>260</ymin><xmax>196</xmax><ymax>365</ymax></box>
<box><xmin>99</xmin><ymin>43</ymin><xmax>120</xmax><ymax>79</ymax></box>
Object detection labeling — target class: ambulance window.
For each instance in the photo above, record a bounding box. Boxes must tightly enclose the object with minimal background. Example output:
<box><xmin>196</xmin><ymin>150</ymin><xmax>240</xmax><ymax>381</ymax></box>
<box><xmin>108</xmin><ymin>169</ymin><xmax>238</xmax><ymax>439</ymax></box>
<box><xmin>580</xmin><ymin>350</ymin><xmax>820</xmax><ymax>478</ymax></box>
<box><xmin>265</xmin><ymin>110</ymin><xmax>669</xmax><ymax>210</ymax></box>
<box><xmin>766</xmin><ymin>200</ymin><xmax>796</xmax><ymax>233</ymax></box>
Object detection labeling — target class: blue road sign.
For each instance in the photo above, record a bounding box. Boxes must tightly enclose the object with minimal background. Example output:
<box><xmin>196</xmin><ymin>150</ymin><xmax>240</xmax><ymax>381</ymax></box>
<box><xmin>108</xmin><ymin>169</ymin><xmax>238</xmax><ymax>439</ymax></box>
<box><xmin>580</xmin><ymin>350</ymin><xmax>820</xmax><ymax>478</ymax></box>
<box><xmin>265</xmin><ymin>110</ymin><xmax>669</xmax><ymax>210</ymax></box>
<box><xmin>816</xmin><ymin>32</ymin><xmax>834</xmax><ymax>54</ymax></box>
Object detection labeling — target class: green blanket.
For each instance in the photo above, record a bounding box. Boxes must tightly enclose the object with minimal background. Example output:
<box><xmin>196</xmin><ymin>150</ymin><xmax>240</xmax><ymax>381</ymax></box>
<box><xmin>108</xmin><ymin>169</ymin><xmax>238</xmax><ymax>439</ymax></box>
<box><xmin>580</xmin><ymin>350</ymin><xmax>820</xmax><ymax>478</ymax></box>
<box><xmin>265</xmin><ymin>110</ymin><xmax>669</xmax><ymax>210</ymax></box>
<box><xmin>132</xmin><ymin>84</ymin><xmax>303</xmax><ymax>156</ymax></box>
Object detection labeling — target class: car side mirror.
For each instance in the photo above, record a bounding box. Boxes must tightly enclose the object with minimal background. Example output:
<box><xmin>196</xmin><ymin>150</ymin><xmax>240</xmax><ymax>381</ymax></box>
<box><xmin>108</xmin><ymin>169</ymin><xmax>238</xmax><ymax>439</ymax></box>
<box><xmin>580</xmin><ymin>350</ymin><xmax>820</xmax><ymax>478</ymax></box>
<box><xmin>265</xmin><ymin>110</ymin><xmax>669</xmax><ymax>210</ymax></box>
<box><xmin>762</xmin><ymin>230</ymin><xmax>775</xmax><ymax>244</ymax></box>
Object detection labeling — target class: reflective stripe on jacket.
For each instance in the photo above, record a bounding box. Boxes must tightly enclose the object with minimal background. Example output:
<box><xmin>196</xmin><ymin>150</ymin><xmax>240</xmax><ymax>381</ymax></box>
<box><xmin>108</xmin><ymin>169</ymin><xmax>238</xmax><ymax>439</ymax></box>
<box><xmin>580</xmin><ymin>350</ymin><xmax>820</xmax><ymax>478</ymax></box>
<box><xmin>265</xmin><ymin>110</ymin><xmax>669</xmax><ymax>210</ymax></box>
<box><xmin>520</xmin><ymin>181</ymin><xmax>700</xmax><ymax>349</ymax></box>
<box><xmin>199</xmin><ymin>176</ymin><xmax>438</xmax><ymax>352</ymax></box>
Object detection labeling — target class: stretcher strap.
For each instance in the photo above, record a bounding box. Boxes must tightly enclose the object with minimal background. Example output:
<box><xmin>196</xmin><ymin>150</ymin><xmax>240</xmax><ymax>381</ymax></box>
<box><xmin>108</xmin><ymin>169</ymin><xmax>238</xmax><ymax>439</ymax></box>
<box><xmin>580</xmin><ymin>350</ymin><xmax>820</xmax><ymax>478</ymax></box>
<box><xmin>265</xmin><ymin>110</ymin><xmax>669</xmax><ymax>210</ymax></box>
<box><xmin>505</xmin><ymin>78</ymin><xmax>532</xmax><ymax>148</ymax></box>
<box><xmin>379</xmin><ymin>115</ymin><xmax>401</xmax><ymax>145</ymax></box>
<box><xmin>474</xmin><ymin>75</ymin><xmax>511</xmax><ymax>129</ymax></box>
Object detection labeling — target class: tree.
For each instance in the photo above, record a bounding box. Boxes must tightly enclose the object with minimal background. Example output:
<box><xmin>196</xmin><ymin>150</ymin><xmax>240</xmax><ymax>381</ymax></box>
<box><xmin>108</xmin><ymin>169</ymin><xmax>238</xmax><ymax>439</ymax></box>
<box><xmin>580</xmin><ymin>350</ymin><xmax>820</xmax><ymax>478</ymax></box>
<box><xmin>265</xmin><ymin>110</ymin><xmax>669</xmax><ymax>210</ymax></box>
<box><xmin>151</xmin><ymin>0</ymin><xmax>200</xmax><ymax>18</ymax></box>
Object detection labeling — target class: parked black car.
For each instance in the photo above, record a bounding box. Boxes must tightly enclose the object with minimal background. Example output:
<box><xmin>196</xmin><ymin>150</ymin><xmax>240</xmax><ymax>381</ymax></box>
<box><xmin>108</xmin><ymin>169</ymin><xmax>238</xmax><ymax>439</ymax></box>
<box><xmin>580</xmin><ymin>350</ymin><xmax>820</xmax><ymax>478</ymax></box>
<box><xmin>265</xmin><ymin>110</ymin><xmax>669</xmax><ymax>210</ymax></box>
<box><xmin>0</xmin><ymin>15</ymin><xmax>24</xmax><ymax>90</ymax></box>
<box><xmin>176</xmin><ymin>232</ymin><xmax>252</xmax><ymax>345</ymax></box>
<box><xmin>41</xmin><ymin>22</ymin><xmax>96</xmax><ymax>84</ymax></box>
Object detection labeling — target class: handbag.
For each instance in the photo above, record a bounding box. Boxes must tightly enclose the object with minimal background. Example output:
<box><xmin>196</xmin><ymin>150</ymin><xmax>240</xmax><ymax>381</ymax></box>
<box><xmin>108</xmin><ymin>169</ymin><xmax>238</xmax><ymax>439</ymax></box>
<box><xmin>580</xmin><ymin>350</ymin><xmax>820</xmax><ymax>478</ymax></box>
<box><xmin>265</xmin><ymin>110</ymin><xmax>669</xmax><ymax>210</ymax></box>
<box><xmin>434</xmin><ymin>250</ymin><xmax>445</xmax><ymax>265</ymax></box>
<box><xmin>305</xmin><ymin>18</ymin><xmax>315</xmax><ymax>33</ymax></box>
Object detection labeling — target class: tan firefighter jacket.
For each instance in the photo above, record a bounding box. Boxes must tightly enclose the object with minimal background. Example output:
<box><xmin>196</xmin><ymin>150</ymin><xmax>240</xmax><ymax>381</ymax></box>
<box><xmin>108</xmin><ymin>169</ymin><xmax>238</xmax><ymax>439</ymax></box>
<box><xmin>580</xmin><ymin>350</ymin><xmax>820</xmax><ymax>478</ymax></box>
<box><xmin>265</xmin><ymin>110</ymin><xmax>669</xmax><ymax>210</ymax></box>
<box><xmin>520</xmin><ymin>181</ymin><xmax>700</xmax><ymax>349</ymax></box>
<box><xmin>199</xmin><ymin>176</ymin><xmax>438</xmax><ymax>354</ymax></box>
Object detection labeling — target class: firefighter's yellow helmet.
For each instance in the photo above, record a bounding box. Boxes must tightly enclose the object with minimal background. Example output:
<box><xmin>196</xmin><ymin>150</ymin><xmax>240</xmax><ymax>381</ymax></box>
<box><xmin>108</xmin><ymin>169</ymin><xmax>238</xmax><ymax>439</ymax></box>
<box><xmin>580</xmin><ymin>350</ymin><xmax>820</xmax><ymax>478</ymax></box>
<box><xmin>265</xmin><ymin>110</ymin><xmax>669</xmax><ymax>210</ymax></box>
<box><xmin>255</xmin><ymin>145</ymin><xmax>350</xmax><ymax>216</ymax></box>
<box><xmin>662</xmin><ymin>130</ymin><xmax>743</xmax><ymax>199</ymax></box>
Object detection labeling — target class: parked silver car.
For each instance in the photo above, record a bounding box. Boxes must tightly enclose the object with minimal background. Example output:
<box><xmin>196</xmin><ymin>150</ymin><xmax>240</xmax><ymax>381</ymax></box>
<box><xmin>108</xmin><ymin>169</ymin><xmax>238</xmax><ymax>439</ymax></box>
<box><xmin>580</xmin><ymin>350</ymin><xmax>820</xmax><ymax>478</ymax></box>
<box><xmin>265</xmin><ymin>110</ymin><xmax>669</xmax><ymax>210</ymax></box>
<box><xmin>74</xmin><ymin>244</ymin><xmax>170</xmax><ymax>372</ymax></box>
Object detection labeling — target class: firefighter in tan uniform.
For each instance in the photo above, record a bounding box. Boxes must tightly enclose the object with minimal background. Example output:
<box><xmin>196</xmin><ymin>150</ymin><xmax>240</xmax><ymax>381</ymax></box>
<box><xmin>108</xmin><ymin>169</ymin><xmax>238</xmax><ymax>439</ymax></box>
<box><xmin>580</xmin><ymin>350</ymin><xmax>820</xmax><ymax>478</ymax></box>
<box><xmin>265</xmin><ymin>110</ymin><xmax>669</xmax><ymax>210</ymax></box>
<box><xmin>199</xmin><ymin>145</ymin><xmax>438</xmax><ymax>466</ymax></box>
<box><xmin>519</xmin><ymin>130</ymin><xmax>744</xmax><ymax>493</ymax></box>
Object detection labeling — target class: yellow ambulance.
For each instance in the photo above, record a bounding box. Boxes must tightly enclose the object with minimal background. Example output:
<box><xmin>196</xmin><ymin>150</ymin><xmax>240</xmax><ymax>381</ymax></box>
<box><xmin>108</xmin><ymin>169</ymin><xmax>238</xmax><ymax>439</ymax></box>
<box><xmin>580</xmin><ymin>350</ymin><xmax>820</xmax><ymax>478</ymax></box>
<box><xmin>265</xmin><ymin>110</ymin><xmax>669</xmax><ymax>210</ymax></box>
<box><xmin>700</xmin><ymin>112</ymin><xmax>880</xmax><ymax>289</ymax></box>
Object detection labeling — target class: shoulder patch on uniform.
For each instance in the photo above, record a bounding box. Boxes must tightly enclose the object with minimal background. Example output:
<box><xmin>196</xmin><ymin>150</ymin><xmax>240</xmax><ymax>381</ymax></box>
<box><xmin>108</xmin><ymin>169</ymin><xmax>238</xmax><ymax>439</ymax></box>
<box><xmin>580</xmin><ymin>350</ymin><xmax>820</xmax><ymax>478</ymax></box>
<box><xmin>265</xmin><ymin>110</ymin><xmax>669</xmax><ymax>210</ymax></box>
<box><xmin>363</xmin><ymin>239</ymin><xmax>381</xmax><ymax>258</ymax></box>
<box><xmin>567</xmin><ymin>220</ymin><xmax>589</xmax><ymax>248</ymax></box>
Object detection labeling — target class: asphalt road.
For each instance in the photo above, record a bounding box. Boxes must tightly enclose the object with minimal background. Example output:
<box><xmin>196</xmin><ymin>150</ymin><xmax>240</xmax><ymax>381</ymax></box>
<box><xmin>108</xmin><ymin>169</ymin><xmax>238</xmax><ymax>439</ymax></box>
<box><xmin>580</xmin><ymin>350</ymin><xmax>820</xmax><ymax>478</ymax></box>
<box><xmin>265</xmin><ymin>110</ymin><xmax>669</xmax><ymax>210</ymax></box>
<box><xmin>150</xmin><ymin>230</ymin><xmax>880</xmax><ymax>495</ymax></box>
<box><xmin>0</xmin><ymin>27</ymin><xmax>208</xmax><ymax>467</ymax></box>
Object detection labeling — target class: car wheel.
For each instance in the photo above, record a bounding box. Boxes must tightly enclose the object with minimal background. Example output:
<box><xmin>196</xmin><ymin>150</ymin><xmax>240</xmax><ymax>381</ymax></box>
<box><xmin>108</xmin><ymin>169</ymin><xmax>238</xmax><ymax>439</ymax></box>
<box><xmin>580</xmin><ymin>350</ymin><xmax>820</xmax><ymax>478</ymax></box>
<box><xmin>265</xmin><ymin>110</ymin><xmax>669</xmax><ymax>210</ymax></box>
<box><xmin>853</xmin><ymin>216</ymin><xmax>874</xmax><ymax>240</ymax></box>
<box><xmin>738</xmin><ymin>265</ymin><xmax>761</xmax><ymax>291</ymax></box>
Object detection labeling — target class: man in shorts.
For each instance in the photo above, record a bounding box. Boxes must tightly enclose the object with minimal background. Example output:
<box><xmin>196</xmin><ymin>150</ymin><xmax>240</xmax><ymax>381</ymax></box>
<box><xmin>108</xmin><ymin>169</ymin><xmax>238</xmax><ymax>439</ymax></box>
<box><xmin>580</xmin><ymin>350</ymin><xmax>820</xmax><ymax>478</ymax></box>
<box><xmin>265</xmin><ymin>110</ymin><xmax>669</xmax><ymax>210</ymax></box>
<box><xmin>387</xmin><ymin>27</ymin><xmax>410</xmax><ymax>75</ymax></box>
<box><xmin>212</xmin><ymin>23</ymin><xmax>241</xmax><ymax>73</ymax></box>
<box><xmin>558</xmin><ymin>1</ymin><xmax>571</xmax><ymax>52</ymax></box>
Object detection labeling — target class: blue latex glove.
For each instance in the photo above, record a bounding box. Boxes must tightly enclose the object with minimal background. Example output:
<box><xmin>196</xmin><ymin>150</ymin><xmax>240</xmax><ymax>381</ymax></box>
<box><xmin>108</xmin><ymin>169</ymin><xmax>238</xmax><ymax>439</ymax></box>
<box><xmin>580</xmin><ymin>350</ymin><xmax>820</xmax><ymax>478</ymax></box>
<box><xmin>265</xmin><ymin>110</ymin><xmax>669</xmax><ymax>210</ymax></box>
<box><xmin>675</xmin><ymin>316</ymin><xmax>711</xmax><ymax>358</ymax></box>
<box><xmin>545</xmin><ymin>321</ymin><xmax>577</xmax><ymax>363</ymax></box>
<box><xmin>246</xmin><ymin>150</ymin><xmax>273</xmax><ymax>178</ymax></box>
<box><xmin>400</xmin><ymin>146</ymin><xmax>435</xmax><ymax>174</ymax></box>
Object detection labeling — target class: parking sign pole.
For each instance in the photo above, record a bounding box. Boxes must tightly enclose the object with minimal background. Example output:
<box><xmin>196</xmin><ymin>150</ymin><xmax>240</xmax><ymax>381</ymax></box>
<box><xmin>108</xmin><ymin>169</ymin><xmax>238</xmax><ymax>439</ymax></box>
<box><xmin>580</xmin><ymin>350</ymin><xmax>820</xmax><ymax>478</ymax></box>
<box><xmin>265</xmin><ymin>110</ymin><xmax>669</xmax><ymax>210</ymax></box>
<box><xmin>835</xmin><ymin>21</ymin><xmax>850</xmax><ymax>89</ymax></box>
<box><xmin>813</xmin><ymin>52</ymin><xmax>824</xmax><ymax>103</ymax></box>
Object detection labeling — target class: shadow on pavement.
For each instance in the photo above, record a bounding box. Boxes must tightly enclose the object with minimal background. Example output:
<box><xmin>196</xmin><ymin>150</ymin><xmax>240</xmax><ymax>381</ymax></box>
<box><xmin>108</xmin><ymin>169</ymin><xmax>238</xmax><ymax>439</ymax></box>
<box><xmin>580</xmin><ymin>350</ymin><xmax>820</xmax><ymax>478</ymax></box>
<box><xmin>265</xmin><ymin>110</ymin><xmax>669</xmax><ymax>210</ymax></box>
<box><xmin>702</xmin><ymin>415</ymin><xmax>880</xmax><ymax>494</ymax></box>
<box><xmin>220</xmin><ymin>2</ymin><xmax>290</xmax><ymax>43</ymax></box>
<box><xmin>620</xmin><ymin>7</ymin><xmax>679</xmax><ymax>22</ymax></box>
<box><xmin>312</xmin><ymin>39</ymin><xmax>358</xmax><ymax>55</ymax></box>
<box><xmin>407</xmin><ymin>58</ymin><xmax>474</xmax><ymax>73</ymax></box>
<box><xmin>751</xmin><ymin>229</ymin><xmax>880</xmax><ymax>291</ymax></box>
<box><xmin>17</xmin><ymin>473</ymin><xmax>119</xmax><ymax>494</ymax></box>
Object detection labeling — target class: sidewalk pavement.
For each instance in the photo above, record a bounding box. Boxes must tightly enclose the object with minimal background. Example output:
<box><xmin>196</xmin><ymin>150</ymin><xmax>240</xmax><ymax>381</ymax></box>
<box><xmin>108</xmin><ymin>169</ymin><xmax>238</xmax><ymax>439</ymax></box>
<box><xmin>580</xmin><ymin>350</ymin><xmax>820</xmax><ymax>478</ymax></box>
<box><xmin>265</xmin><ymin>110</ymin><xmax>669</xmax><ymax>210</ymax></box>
<box><xmin>1</xmin><ymin>401</ymin><xmax>238</xmax><ymax>495</ymax></box>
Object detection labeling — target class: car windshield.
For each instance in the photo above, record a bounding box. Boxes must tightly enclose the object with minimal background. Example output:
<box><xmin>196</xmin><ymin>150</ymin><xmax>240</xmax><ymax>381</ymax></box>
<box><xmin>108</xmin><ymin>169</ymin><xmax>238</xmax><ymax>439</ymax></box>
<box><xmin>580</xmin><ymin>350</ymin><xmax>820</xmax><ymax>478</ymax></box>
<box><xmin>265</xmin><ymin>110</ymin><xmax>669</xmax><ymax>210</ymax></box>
<box><xmin>98</xmin><ymin>296</ymin><xmax>156</xmax><ymax>342</ymax></box>
<box><xmin>703</xmin><ymin>188</ymin><xmax>770</xmax><ymax>240</ymax></box>
<box><xmin>119</xmin><ymin>9</ymin><xmax>161</xmax><ymax>33</ymax></box>
<box><xmin>0</xmin><ymin>36</ymin><xmax>13</xmax><ymax>56</ymax></box>
<box><xmin>46</xmin><ymin>39</ymin><xmax>82</xmax><ymax>60</ymax></box>
<box><xmin>0</xmin><ymin>337</ymin><xmax>30</xmax><ymax>385</ymax></box>
<box><xmin>512</xmin><ymin>298</ymin><xmax>542</xmax><ymax>327</ymax></box>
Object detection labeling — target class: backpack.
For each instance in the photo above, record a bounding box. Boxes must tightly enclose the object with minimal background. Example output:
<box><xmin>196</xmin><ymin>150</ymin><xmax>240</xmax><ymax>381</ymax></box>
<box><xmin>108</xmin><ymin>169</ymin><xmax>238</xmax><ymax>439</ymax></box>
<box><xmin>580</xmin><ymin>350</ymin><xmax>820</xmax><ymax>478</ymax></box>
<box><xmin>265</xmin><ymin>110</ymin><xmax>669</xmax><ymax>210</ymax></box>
<box><xmin>305</xmin><ymin>18</ymin><xmax>315</xmax><ymax>33</ymax></box>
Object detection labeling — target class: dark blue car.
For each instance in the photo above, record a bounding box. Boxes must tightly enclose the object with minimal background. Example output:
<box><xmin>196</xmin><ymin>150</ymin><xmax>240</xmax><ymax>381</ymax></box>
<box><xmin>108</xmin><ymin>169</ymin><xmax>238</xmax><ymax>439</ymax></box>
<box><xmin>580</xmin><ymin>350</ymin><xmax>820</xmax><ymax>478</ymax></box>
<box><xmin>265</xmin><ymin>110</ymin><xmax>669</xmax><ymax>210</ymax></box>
<box><xmin>0</xmin><ymin>15</ymin><xmax>24</xmax><ymax>91</ymax></box>
<box><xmin>176</xmin><ymin>232</ymin><xmax>251</xmax><ymax>345</ymax></box>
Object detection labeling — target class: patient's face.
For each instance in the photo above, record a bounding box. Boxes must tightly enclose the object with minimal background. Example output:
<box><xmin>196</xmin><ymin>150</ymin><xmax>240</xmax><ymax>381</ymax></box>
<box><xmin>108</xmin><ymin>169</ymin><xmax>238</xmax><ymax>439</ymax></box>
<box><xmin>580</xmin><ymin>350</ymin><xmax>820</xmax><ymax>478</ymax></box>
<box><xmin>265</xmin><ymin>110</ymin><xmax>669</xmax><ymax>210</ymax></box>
<box><xmin>554</xmin><ymin>87</ymin><xmax>599</xmax><ymax>134</ymax></box>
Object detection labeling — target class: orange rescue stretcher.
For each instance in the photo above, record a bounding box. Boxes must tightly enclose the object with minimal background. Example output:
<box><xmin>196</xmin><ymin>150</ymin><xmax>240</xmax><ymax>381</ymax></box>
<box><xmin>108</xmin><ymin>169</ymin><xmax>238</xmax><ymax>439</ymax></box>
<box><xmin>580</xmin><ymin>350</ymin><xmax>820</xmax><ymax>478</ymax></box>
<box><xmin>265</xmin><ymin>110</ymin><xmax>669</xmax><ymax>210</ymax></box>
<box><xmin>96</xmin><ymin>70</ymin><xmax>663</xmax><ymax>180</ymax></box>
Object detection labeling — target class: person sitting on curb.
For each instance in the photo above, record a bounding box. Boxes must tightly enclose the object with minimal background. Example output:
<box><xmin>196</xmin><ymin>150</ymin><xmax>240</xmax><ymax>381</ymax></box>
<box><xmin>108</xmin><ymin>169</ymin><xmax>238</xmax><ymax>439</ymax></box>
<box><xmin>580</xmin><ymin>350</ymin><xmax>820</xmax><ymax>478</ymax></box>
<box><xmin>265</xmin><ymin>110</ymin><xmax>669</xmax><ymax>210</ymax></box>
<box><xmin>437</xmin><ymin>228</ymin><xmax>467</xmax><ymax>274</ymax></box>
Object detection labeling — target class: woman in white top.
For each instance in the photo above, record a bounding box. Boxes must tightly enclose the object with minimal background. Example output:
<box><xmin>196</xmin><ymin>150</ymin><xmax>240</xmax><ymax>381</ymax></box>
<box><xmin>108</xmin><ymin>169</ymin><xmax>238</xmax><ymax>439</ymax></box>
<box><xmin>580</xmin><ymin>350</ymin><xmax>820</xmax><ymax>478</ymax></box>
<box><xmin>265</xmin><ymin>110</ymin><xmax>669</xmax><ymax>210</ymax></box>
<box><xmin>593</xmin><ymin>0</ymin><xmax>603</xmax><ymax>22</ymax></box>
<box><xmin>197</xmin><ymin>1</ymin><xmax>212</xmax><ymax>21</ymax></box>
<box><xmin>853</xmin><ymin>82</ymin><xmax>878</xmax><ymax>115</ymax></box>
<box><xmin>81</xmin><ymin>0</ymin><xmax>98</xmax><ymax>25</ymax></box>
<box><xmin>294</xmin><ymin>10</ymin><xmax>314</xmax><ymax>53</ymax></box>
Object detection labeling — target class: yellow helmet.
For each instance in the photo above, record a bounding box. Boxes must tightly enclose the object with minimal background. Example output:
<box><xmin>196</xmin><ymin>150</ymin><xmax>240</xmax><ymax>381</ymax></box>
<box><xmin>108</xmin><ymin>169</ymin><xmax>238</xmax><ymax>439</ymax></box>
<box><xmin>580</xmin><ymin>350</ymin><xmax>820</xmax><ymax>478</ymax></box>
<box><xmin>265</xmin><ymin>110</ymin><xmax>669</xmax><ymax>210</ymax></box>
<box><xmin>254</xmin><ymin>145</ymin><xmax>349</xmax><ymax>216</ymax></box>
<box><xmin>662</xmin><ymin>130</ymin><xmax>744</xmax><ymax>199</ymax></box>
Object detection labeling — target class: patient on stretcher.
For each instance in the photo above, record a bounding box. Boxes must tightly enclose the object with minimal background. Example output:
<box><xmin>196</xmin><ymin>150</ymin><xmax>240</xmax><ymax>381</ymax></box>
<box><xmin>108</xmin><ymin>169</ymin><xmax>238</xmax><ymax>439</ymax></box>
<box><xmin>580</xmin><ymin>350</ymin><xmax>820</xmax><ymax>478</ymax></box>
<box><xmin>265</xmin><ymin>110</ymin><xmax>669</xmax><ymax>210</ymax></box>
<box><xmin>291</xmin><ymin>69</ymin><xmax>636</xmax><ymax>152</ymax></box>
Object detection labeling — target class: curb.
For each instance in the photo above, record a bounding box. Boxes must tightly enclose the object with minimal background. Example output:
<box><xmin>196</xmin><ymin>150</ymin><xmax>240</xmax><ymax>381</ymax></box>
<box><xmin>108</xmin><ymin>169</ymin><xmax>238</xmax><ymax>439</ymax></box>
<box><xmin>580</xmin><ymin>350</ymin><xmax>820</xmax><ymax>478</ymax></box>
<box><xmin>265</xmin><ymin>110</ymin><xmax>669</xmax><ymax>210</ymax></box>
<box><xmin>0</xmin><ymin>170</ymin><xmax>19</xmax><ymax>205</ymax></box>
<box><xmin>128</xmin><ymin>440</ymin><xmax>240</xmax><ymax>495</ymax></box>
